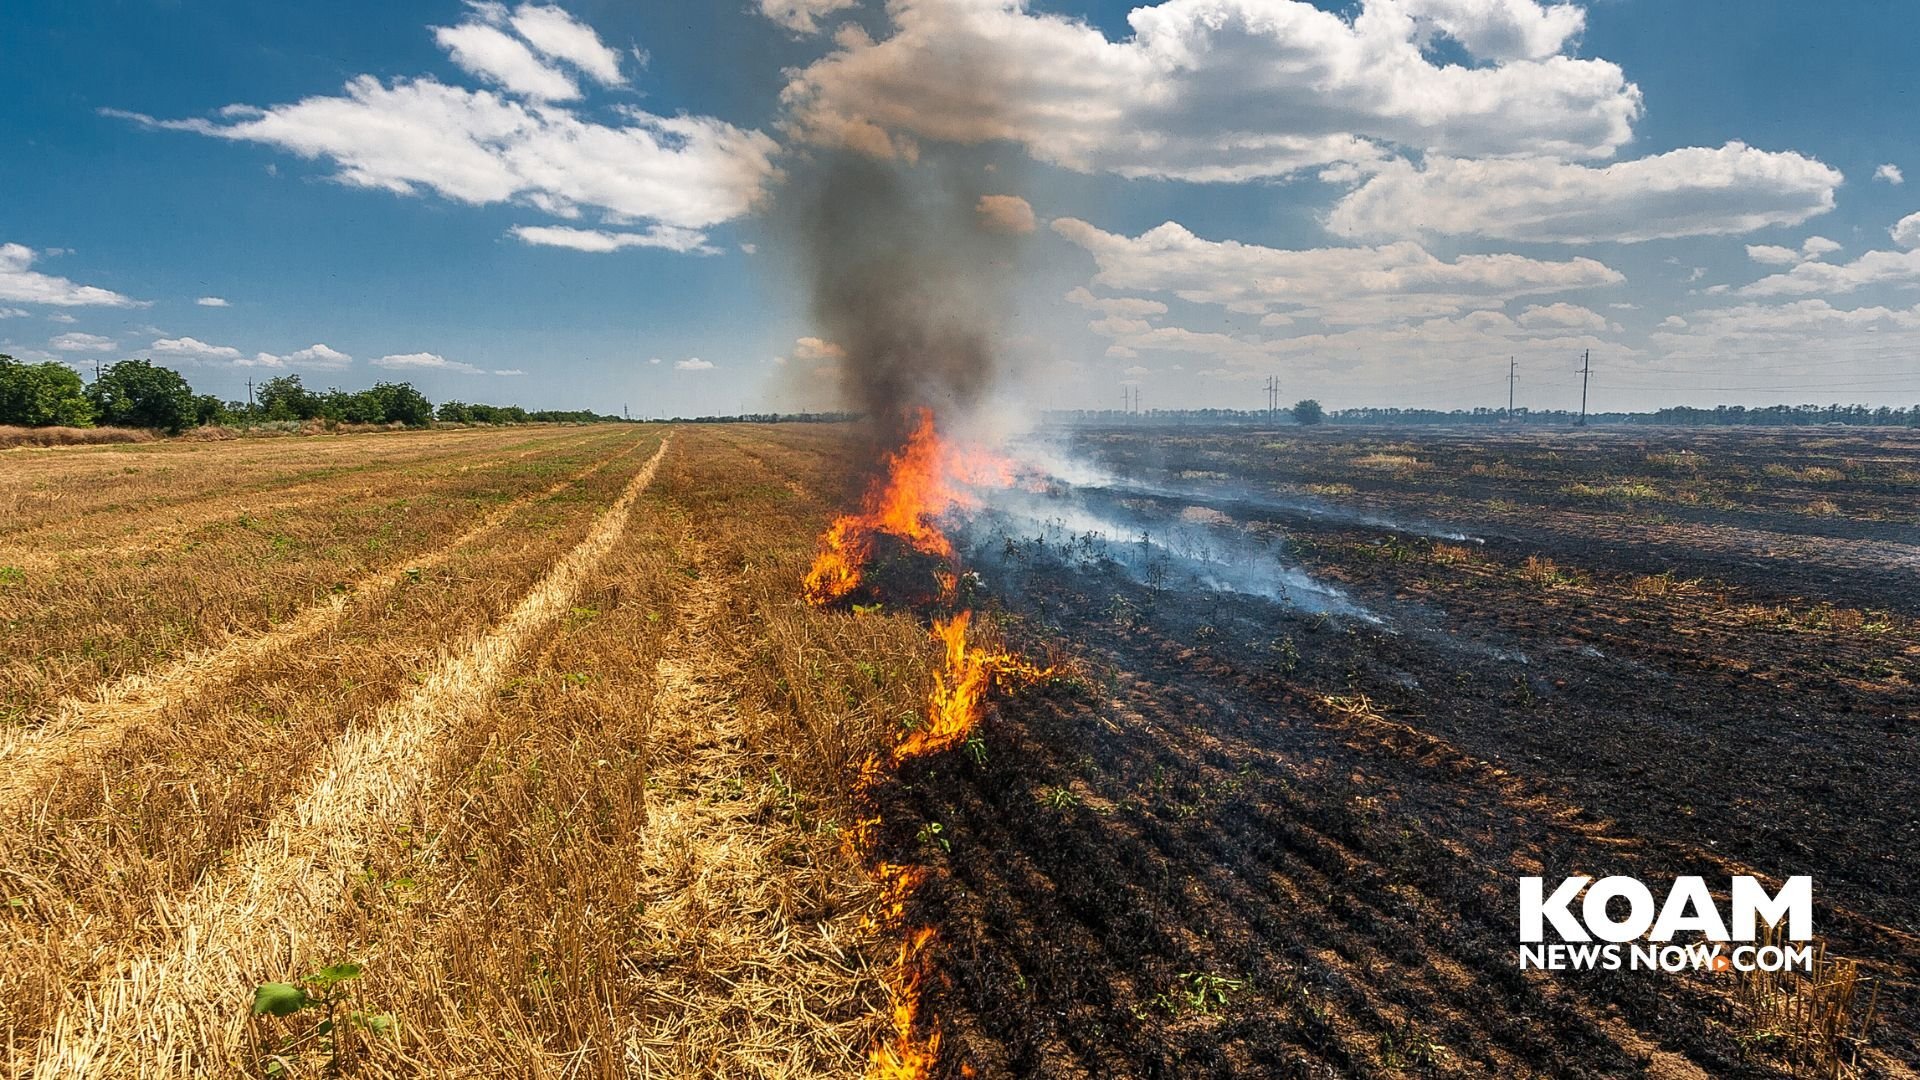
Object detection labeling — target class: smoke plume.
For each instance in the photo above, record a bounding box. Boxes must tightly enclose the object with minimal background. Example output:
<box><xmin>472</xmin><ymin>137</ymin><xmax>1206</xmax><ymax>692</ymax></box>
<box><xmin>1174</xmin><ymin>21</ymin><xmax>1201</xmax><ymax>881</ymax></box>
<box><xmin>775</xmin><ymin>149</ymin><xmax>1027</xmax><ymax>442</ymax></box>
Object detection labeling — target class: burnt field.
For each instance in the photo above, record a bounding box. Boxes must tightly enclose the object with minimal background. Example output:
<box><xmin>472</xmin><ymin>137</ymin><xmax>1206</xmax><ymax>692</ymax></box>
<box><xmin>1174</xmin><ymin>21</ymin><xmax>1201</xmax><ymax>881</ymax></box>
<box><xmin>874</xmin><ymin>425</ymin><xmax>1920</xmax><ymax>1078</ymax></box>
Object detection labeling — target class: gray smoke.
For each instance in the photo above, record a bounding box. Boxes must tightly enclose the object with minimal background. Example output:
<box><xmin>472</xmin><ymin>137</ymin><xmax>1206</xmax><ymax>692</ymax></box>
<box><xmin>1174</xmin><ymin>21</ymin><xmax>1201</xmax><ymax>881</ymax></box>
<box><xmin>775</xmin><ymin>149</ymin><xmax>1026</xmax><ymax>444</ymax></box>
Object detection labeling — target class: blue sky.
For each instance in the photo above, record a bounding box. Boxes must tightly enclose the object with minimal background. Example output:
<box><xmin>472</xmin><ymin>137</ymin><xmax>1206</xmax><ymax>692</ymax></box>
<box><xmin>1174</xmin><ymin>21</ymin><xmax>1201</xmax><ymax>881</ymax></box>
<box><xmin>3</xmin><ymin>0</ymin><xmax>1918</xmax><ymax>415</ymax></box>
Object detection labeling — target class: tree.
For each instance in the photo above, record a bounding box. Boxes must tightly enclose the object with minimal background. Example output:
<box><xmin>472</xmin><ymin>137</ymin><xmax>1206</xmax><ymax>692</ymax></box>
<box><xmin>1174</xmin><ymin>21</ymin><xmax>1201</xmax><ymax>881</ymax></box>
<box><xmin>436</xmin><ymin>400</ymin><xmax>473</xmax><ymax>424</ymax></box>
<box><xmin>255</xmin><ymin>375</ymin><xmax>323</xmax><ymax>421</ymax></box>
<box><xmin>0</xmin><ymin>354</ymin><xmax>94</xmax><ymax>427</ymax></box>
<box><xmin>87</xmin><ymin>359</ymin><xmax>196</xmax><ymax>433</ymax></box>
<box><xmin>1291</xmin><ymin>398</ymin><xmax>1324</xmax><ymax>426</ymax></box>
<box><xmin>364</xmin><ymin>382</ymin><xmax>433</xmax><ymax>427</ymax></box>
<box><xmin>193</xmin><ymin>394</ymin><xmax>233</xmax><ymax>427</ymax></box>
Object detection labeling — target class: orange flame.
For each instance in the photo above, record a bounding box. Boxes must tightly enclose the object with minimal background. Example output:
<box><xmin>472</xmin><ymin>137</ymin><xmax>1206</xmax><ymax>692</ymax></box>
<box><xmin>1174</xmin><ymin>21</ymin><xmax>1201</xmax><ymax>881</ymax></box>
<box><xmin>802</xmin><ymin>408</ymin><xmax>1053</xmax><ymax>1079</ymax></box>
<box><xmin>803</xmin><ymin>408</ymin><xmax>1017</xmax><ymax>606</ymax></box>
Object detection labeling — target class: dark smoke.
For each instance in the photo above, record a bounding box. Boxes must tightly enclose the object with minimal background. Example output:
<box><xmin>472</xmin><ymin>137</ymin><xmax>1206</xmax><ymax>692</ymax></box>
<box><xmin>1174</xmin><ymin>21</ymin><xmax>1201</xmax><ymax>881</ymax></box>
<box><xmin>775</xmin><ymin>150</ymin><xmax>1027</xmax><ymax>443</ymax></box>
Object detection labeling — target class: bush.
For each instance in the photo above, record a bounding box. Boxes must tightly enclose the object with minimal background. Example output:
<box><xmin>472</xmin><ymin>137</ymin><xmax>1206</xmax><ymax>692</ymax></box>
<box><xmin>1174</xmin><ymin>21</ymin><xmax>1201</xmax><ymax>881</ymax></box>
<box><xmin>87</xmin><ymin>359</ymin><xmax>197</xmax><ymax>433</ymax></box>
<box><xmin>0</xmin><ymin>354</ymin><xmax>94</xmax><ymax>427</ymax></box>
<box><xmin>1292</xmin><ymin>399</ymin><xmax>1324</xmax><ymax>426</ymax></box>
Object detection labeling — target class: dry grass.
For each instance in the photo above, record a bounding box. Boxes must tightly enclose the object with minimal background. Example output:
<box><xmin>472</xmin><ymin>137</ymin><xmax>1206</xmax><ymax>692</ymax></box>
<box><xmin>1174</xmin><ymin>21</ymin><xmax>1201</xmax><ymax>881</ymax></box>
<box><xmin>1732</xmin><ymin>930</ymin><xmax>1881</xmax><ymax>1079</ymax></box>
<box><xmin>0</xmin><ymin>424</ymin><xmax>914</xmax><ymax>1077</ymax></box>
<box><xmin>0</xmin><ymin>425</ymin><xmax>154</xmax><ymax>449</ymax></box>
<box><xmin>1350</xmin><ymin>452</ymin><xmax>1428</xmax><ymax>472</ymax></box>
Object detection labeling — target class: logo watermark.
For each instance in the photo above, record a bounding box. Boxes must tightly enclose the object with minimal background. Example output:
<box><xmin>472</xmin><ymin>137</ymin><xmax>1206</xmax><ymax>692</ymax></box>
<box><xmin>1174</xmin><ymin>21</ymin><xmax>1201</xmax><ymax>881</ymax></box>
<box><xmin>1519</xmin><ymin>875</ymin><xmax>1813</xmax><ymax>973</ymax></box>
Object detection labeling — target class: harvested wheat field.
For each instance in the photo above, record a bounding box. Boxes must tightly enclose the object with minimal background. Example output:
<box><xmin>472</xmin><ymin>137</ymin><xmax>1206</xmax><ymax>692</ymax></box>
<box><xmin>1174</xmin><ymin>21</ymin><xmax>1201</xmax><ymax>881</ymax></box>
<box><xmin>0</xmin><ymin>424</ymin><xmax>938</xmax><ymax>1077</ymax></box>
<box><xmin>5</xmin><ymin>421</ymin><xmax>1918</xmax><ymax>1080</ymax></box>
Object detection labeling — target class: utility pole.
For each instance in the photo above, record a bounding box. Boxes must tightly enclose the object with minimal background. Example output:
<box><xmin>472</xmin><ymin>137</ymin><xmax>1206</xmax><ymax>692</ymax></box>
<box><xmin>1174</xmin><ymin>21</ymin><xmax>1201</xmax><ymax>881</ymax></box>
<box><xmin>1577</xmin><ymin>349</ymin><xmax>1591</xmax><ymax>426</ymax></box>
<box><xmin>247</xmin><ymin>377</ymin><xmax>255</xmax><ymax>417</ymax></box>
<box><xmin>1133</xmin><ymin>387</ymin><xmax>1141</xmax><ymax>414</ymax></box>
<box><xmin>1507</xmin><ymin>357</ymin><xmax>1517</xmax><ymax>417</ymax></box>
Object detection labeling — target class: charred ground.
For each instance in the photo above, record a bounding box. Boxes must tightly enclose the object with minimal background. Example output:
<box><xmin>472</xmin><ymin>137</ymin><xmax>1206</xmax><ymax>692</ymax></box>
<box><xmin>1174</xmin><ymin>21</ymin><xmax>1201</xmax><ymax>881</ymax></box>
<box><xmin>870</xmin><ymin>425</ymin><xmax>1918</xmax><ymax>1078</ymax></box>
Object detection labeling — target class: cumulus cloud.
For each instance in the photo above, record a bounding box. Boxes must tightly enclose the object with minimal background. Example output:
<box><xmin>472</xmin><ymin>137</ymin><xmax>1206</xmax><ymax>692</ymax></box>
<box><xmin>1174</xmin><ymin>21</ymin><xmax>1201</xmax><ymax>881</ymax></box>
<box><xmin>146</xmin><ymin>336</ymin><xmax>288</xmax><ymax>367</ymax></box>
<box><xmin>1738</xmin><ymin>245</ymin><xmax>1920</xmax><ymax>297</ymax></box>
<box><xmin>1053</xmin><ymin>217</ymin><xmax>1622</xmax><ymax>327</ymax></box>
<box><xmin>781</xmin><ymin>0</ymin><xmax>1641</xmax><ymax>182</ymax></box>
<box><xmin>50</xmin><ymin>332</ymin><xmax>116</xmax><ymax>352</ymax></box>
<box><xmin>1892</xmin><ymin>212</ymin><xmax>1920</xmax><ymax>250</ymax></box>
<box><xmin>508</xmin><ymin>5</ymin><xmax>626</xmax><ymax>86</ymax></box>
<box><xmin>976</xmin><ymin>194</ymin><xmax>1037</xmax><ymax>235</ymax></box>
<box><xmin>0</xmin><ymin>243</ymin><xmax>143</xmax><ymax>307</ymax></box>
<box><xmin>1064</xmin><ymin>286</ymin><xmax>1169</xmax><ymax>318</ymax></box>
<box><xmin>1515</xmin><ymin>302</ymin><xmax>1607</xmax><ymax>331</ymax></box>
<box><xmin>1326</xmin><ymin>144</ymin><xmax>1842</xmax><ymax>243</ymax></box>
<box><xmin>1876</xmin><ymin>164</ymin><xmax>1905</xmax><ymax>185</ymax></box>
<box><xmin>196</xmin><ymin>295</ymin><xmax>230</xmax><ymax>307</ymax></box>
<box><xmin>0</xmin><ymin>306</ymin><xmax>28</xmax><ymax>319</ymax></box>
<box><xmin>1746</xmin><ymin>244</ymin><xmax>1799</xmax><ymax>266</ymax></box>
<box><xmin>286</xmin><ymin>343</ymin><xmax>352</xmax><ymax>369</ymax></box>
<box><xmin>791</xmin><ymin>336</ymin><xmax>847</xmax><ymax>362</ymax></box>
<box><xmin>759</xmin><ymin>0</ymin><xmax>861</xmax><ymax>33</ymax></box>
<box><xmin>1651</xmin><ymin>299</ymin><xmax>1920</xmax><ymax>378</ymax></box>
<box><xmin>674</xmin><ymin>357</ymin><xmax>715</xmax><ymax>371</ymax></box>
<box><xmin>1399</xmin><ymin>0</ymin><xmax>1585</xmax><ymax>61</ymax></box>
<box><xmin>1747</xmin><ymin>236</ymin><xmax>1842</xmax><ymax>266</ymax></box>
<box><xmin>106</xmin><ymin>11</ymin><xmax>774</xmax><ymax>244</ymax></box>
<box><xmin>434</xmin><ymin>22</ymin><xmax>580</xmax><ymax>101</ymax></box>
<box><xmin>373</xmin><ymin>351</ymin><xmax>483</xmax><ymax>373</ymax></box>
<box><xmin>1800</xmin><ymin>236</ymin><xmax>1842</xmax><ymax>259</ymax></box>
<box><xmin>510</xmin><ymin>224</ymin><xmax>720</xmax><ymax>254</ymax></box>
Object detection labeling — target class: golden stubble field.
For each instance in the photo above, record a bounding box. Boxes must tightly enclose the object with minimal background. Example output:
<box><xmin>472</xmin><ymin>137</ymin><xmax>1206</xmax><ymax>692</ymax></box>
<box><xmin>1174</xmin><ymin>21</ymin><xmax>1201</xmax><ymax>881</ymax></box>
<box><xmin>0</xmin><ymin>425</ymin><xmax>934</xmax><ymax>1077</ymax></box>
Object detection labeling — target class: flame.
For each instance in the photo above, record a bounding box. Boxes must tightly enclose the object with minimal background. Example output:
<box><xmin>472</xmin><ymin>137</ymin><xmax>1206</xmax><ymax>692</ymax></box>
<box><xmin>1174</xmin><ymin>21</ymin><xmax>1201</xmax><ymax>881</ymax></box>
<box><xmin>803</xmin><ymin>408</ymin><xmax>1017</xmax><ymax>605</ymax></box>
<box><xmin>801</xmin><ymin>408</ymin><xmax>1054</xmax><ymax>1079</ymax></box>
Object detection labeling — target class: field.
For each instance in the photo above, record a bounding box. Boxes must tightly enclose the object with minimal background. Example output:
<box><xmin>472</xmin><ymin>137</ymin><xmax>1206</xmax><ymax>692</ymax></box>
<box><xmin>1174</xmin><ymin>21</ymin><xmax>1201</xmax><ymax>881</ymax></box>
<box><xmin>1</xmin><ymin>423</ymin><xmax>1915</xmax><ymax>1078</ymax></box>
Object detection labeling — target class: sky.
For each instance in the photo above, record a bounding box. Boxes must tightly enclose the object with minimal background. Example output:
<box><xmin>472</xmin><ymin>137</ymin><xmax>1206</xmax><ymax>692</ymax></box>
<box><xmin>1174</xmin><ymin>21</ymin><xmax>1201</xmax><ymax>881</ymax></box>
<box><xmin>3</xmin><ymin>0</ymin><xmax>1918</xmax><ymax>417</ymax></box>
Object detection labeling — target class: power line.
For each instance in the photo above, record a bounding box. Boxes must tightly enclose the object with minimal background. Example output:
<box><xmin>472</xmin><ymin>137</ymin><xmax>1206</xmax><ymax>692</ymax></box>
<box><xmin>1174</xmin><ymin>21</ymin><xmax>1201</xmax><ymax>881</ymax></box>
<box><xmin>1577</xmin><ymin>349</ymin><xmax>1591</xmax><ymax>425</ymax></box>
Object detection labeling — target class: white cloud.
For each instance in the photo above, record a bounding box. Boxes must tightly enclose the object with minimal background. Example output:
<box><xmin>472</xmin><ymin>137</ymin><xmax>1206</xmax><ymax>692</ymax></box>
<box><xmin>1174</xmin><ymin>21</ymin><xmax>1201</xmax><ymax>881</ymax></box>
<box><xmin>1053</xmin><ymin>217</ymin><xmax>1621</xmax><ymax>327</ymax></box>
<box><xmin>1064</xmin><ymin>286</ymin><xmax>1169</xmax><ymax>318</ymax></box>
<box><xmin>648</xmin><ymin>356</ymin><xmax>663</xmax><ymax>365</ymax></box>
<box><xmin>508</xmin><ymin>5</ymin><xmax>626</xmax><ymax>86</ymax></box>
<box><xmin>150</xmin><ymin>336</ymin><xmax>247</xmax><ymax>364</ymax></box>
<box><xmin>1892</xmin><ymin>212</ymin><xmax>1920</xmax><ymax>250</ymax></box>
<box><xmin>976</xmin><ymin>194</ymin><xmax>1037</xmax><ymax>235</ymax></box>
<box><xmin>674</xmin><ymin>357</ymin><xmax>714</xmax><ymax>371</ymax></box>
<box><xmin>782</xmin><ymin>0</ymin><xmax>1641</xmax><ymax>182</ymax></box>
<box><xmin>1746</xmin><ymin>244</ymin><xmax>1799</xmax><ymax>266</ymax></box>
<box><xmin>1739</xmin><ymin>245</ymin><xmax>1920</xmax><ymax>297</ymax></box>
<box><xmin>1327</xmin><ymin>144</ymin><xmax>1842</xmax><ymax>243</ymax></box>
<box><xmin>1650</xmin><ymin>300</ymin><xmax>1920</xmax><ymax>388</ymax></box>
<box><xmin>195</xmin><ymin>295</ymin><xmax>231</xmax><ymax>307</ymax></box>
<box><xmin>434</xmin><ymin>22</ymin><xmax>579</xmax><ymax>101</ymax></box>
<box><xmin>1398</xmin><ymin>0</ymin><xmax>1585</xmax><ymax>61</ymax></box>
<box><xmin>510</xmin><ymin>223</ymin><xmax>719</xmax><ymax>254</ymax></box>
<box><xmin>50</xmin><ymin>332</ymin><xmax>116</xmax><ymax>352</ymax></box>
<box><xmin>493</xmin><ymin>367</ymin><xmax>526</xmax><ymax>376</ymax></box>
<box><xmin>1515</xmin><ymin>302</ymin><xmax>1606</xmax><ymax>331</ymax></box>
<box><xmin>1801</xmin><ymin>236</ymin><xmax>1842</xmax><ymax>260</ymax></box>
<box><xmin>110</xmin><ymin>12</ymin><xmax>776</xmax><ymax>240</ymax></box>
<box><xmin>0</xmin><ymin>243</ymin><xmax>143</xmax><ymax>307</ymax></box>
<box><xmin>286</xmin><ymin>343</ymin><xmax>352</xmax><ymax>369</ymax></box>
<box><xmin>1876</xmin><ymin>164</ymin><xmax>1905</xmax><ymax>185</ymax></box>
<box><xmin>0</xmin><ymin>306</ymin><xmax>29</xmax><ymax>319</ymax></box>
<box><xmin>144</xmin><ymin>337</ymin><xmax>347</xmax><ymax>370</ymax></box>
<box><xmin>760</xmin><ymin>0</ymin><xmax>861</xmax><ymax>33</ymax></box>
<box><xmin>791</xmin><ymin>336</ymin><xmax>847</xmax><ymax>362</ymax></box>
<box><xmin>373</xmin><ymin>351</ymin><xmax>483</xmax><ymax>373</ymax></box>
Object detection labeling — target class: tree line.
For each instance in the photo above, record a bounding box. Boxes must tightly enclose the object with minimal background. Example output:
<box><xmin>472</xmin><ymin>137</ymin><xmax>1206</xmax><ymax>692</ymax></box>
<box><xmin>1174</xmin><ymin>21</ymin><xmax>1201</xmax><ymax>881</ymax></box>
<box><xmin>1045</xmin><ymin>402</ymin><xmax>1920</xmax><ymax>428</ymax></box>
<box><xmin>0</xmin><ymin>356</ymin><xmax>626</xmax><ymax>434</ymax></box>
